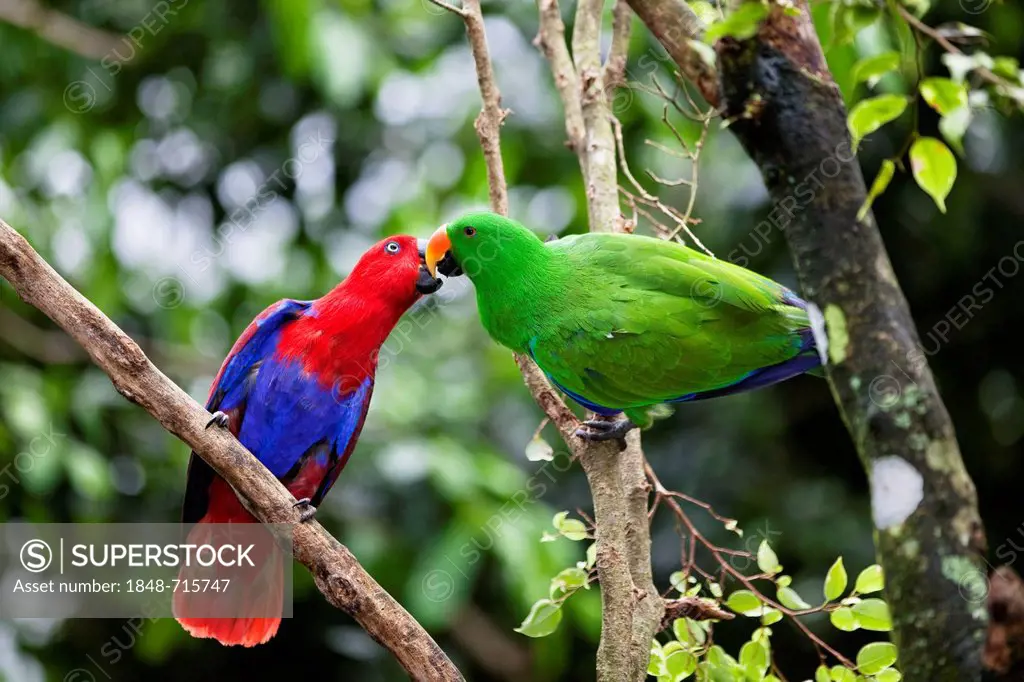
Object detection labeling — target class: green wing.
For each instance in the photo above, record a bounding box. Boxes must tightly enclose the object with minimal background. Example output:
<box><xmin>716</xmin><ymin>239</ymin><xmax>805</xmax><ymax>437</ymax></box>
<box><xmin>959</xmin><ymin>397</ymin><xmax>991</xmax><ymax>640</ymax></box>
<box><xmin>527</xmin><ymin>233</ymin><xmax>812</xmax><ymax>411</ymax></box>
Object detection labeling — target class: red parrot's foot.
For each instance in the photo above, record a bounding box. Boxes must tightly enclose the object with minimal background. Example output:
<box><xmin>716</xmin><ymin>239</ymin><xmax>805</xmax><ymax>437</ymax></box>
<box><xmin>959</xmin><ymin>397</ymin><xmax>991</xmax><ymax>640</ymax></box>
<box><xmin>206</xmin><ymin>411</ymin><xmax>230</xmax><ymax>429</ymax></box>
<box><xmin>574</xmin><ymin>417</ymin><xmax>636</xmax><ymax>443</ymax></box>
<box><xmin>293</xmin><ymin>498</ymin><xmax>317</xmax><ymax>522</ymax></box>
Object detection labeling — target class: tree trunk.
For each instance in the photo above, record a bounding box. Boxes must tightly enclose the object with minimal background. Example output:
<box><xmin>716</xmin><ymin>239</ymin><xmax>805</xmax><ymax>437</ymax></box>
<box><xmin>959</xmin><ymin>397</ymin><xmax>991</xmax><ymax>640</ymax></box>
<box><xmin>714</xmin><ymin>5</ymin><xmax>987</xmax><ymax>680</ymax></box>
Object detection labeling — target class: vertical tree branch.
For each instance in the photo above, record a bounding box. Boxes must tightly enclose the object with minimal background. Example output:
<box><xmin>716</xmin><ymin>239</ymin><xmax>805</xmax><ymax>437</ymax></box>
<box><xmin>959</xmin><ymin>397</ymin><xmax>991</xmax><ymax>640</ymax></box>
<box><xmin>627</xmin><ymin>1</ymin><xmax>988</xmax><ymax>678</ymax></box>
<box><xmin>604</xmin><ymin>0</ymin><xmax>633</xmax><ymax>87</ymax></box>
<box><xmin>571</xmin><ymin>0</ymin><xmax>620</xmax><ymax>234</ymax></box>
<box><xmin>452</xmin><ymin>1</ymin><xmax>662</xmax><ymax>679</ymax></box>
<box><xmin>535</xmin><ymin>0</ymin><xmax>585</xmax><ymax>154</ymax></box>
<box><xmin>535</xmin><ymin>2</ymin><xmax>663</xmax><ymax>680</ymax></box>
<box><xmin>461</xmin><ymin>0</ymin><xmax>510</xmax><ymax>217</ymax></box>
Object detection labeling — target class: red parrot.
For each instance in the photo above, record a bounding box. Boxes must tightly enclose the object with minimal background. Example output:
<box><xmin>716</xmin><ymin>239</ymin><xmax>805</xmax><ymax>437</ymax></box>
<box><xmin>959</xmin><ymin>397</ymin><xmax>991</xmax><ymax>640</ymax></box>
<box><xmin>173</xmin><ymin>235</ymin><xmax>441</xmax><ymax>646</ymax></box>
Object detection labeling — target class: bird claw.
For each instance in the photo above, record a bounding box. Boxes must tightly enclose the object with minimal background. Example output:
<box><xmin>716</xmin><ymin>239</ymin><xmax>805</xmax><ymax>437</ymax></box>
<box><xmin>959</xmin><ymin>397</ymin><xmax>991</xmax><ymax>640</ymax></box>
<box><xmin>293</xmin><ymin>498</ymin><xmax>317</xmax><ymax>522</ymax></box>
<box><xmin>574</xmin><ymin>417</ymin><xmax>636</xmax><ymax>442</ymax></box>
<box><xmin>205</xmin><ymin>411</ymin><xmax>229</xmax><ymax>429</ymax></box>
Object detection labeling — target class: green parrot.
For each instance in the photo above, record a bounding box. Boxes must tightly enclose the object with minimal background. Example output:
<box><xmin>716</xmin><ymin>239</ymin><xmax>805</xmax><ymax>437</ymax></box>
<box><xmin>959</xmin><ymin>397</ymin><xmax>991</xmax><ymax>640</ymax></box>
<box><xmin>424</xmin><ymin>211</ymin><xmax>822</xmax><ymax>441</ymax></box>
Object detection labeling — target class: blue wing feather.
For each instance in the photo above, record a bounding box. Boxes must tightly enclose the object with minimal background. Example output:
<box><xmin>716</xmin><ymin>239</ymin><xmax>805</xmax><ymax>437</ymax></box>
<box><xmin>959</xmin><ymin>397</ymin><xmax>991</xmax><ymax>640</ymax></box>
<box><xmin>183</xmin><ymin>298</ymin><xmax>369</xmax><ymax>523</ymax></box>
<box><xmin>206</xmin><ymin>299</ymin><xmax>312</xmax><ymax>411</ymax></box>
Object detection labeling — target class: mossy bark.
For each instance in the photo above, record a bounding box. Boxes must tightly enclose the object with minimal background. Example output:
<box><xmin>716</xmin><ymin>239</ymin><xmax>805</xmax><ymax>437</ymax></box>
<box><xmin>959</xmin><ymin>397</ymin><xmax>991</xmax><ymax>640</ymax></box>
<box><xmin>712</xmin><ymin>4</ymin><xmax>987</xmax><ymax>680</ymax></box>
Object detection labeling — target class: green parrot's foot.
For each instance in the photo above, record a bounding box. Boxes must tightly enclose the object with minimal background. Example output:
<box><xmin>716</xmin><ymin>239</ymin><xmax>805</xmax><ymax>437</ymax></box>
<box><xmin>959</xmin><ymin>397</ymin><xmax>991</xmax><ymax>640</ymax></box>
<box><xmin>575</xmin><ymin>417</ymin><xmax>637</xmax><ymax>442</ymax></box>
<box><xmin>293</xmin><ymin>498</ymin><xmax>317</xmax><ymax>523</ymax></box>
<box><xmin>205</xmin><ymin>411</ymin><xmax>229</xmax><ymax>429</ymax></box>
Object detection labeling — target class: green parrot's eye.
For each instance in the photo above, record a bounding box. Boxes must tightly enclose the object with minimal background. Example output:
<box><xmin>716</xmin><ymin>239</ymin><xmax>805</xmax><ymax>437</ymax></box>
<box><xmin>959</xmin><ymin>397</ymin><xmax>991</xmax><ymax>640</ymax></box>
<box><xmin>464</xmin><ymin>226</ymin><xmax>476</xmax><ymax>237</ymax></box>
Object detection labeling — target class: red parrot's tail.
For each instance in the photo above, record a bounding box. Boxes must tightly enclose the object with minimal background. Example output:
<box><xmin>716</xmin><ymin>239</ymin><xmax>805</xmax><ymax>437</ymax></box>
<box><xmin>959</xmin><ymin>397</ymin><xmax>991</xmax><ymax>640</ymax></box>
<box><xmin>173</xmin><ymin>479</ymin><xmax>283</xmax><ymax>646</ymax></box>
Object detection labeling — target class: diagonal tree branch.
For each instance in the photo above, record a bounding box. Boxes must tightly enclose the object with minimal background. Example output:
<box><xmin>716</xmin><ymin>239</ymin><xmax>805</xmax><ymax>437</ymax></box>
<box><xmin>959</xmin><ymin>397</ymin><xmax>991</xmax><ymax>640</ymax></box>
<box><xmin>0</xmin><ymin>0</ymin><xmax>123</xmax><ymax>59</ymax></box>
<box><xmin>623</xmin><ymin>0</ymin><xmax>720</xmax><ymax>107</ymax></box>
<box><xmin>0</xmin><ymin>218</ymin><xmax>464</xmax><ymax>682</ymax></box>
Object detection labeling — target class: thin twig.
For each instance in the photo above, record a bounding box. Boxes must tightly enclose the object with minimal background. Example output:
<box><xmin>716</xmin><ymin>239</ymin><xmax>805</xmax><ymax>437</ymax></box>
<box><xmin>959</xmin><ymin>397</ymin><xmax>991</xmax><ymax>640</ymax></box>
<box><xmin>425</xmin><ymin>0</ymin><xmax>468</xmax><ymax>16</ymax></box>
<box><xmin>645</xmin><ymin>461</ymin><xmax>855</xmax><ymax>669</ymax></box>
<box><xmin>610</xmin><ymin>115</ymin><xmax>713</xmax><ymax>256</ymax></box>
<box><xmin>896</xmin><ymin>4</ymin><xmax>1017</xmax><ymax>97</ymax></box>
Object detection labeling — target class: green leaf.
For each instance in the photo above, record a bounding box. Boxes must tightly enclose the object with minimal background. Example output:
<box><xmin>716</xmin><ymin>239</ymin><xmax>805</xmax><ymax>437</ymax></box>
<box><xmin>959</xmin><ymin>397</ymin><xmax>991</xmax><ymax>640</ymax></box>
<box><xmin>852</xmin><ymin>598</ymin><xmax>893</xmax><ymax>631</ymax></box>
<box><xmin>552</xmin><ymin>511</ymin><xmax>589</xmax><ymax>541</ymax></box>
<box><xmin>725</xmin><ymin>590</ymin><xmax>763</xmax><ymax>616</ymax></box>
<box><xmin>829</xmin><ymin>3</ymin><xmax>881</xmax><ymax>46</ymax></box>
<box><xmin>875</xmin><ymin>669</ymin><xmax>902</xmax><ymax>682</ymax></box>
<box><xmin>920</xmin><ymin>77</ymin><xmax>968</xmax><ymax>116</ymax></box>
<box><xmin>858</xmin><ymin>159</ymin><xmax>896</xmax><ymax>221</ymax></box>
<box><xmin>706</xmin><ymin>645</ymin><xmax>738</xmax><ymax>668</ymax></box>
<box><xmin>777</xmin><ymin>585</ymin><xmax>811</xmax><ymax>610</ymax></box>
<box><xmin>585</xmin><ymin>542</ymin><xmax>597</xmax><ymax>569</ymax></box>
<box><xmin>665</xmin><ymin>649</ymin><xmax>698</xmax><ymax>680</ymax></box>
<box><xmin>824</xmin><ymin>557</ymin><xmax>849</xmax><ymax>601</ymax></box>
<box><xmin>761</xmin><ymin>608</ymin><xmax>783</xmax><ymax>626</ymax></box>
<box><xmin>514</xmin><ymin>599</ymin><xmax>563</xmax><ymax>637</ymax></box>
<box><xmin>993</xmin><ymin>56</ymin><xmax>1020</xmax><ymax>80</ymax></box>
<box><xmin>830</xmin><ymin>606</ymin><xmax>859</xmax><ymax>631</ymax></box>
<box><xmin>704</xmin><ymin>3</ymin><xmax>770</xmax><ymax>43</ymax></box>
<box><xmin>648</xmin><ymin>640</ymin><xmax>665</xmax><ymax>677</ymax></box>
<box><xmin>525</xmin><ymin>434</ymin><xmax>554</xmax><ymax>461</ymax></box>
<box><xmin>854</xmin><ymin>565</ymin><xmax>885</xmax><ymax>594</ymax></box>
<box><xmin>673</xmin><ymin>618</ymin><xmax>692</xmax><ymax>645</ymax></box>
<box><xmin>851</xmin><ymin>52</ymin><xmax>901</xmax><ymax>87</ymax></box>
<box><xmin>856</xmin><ymin>157</ymin><xmax>897</xmax><ymax>219</ymax></box>
<box><xmin>663</xmin><ymin>641</ymin><xmax>684</xmax><ymax>655</ymax></box>
<box><xmin>691</xmin><ymin>1</ymin><xmax>719</xmax><ymax>25</ymax></box>
<box><xmin>856</xmin><ymin>642</ymin><xmax>897</xmax><ymax>675</ymax></box>
<box><xmin>848</xmin><ymin>95</ymin><xmax>907</xmax><ymax>150</ymax></box>
<box><xmin>815</xmin><ymin>665</ymin><xmax>831</xmax><ymax>682</ymax></box>
<box><xmin>674</xmin><ymin>618</ymin><xmax>708</xmax><ymax>647</ymax></box>
<box><xmin>910</xmin><ymin>137</ymin><xmax>956</xmax><ymax>213</ymax></box>
<box><xmin>830</xmin><ymin>666</ymin><xmax>857</xmax><ymax>682</ymax></box>
<box><xmin>550</xmin><ymin>567</ymin><xmax>588</xmax><ymax>596</ymax></box>
<box><xmin>757</xmin><ymin>540</ymin><xmax>781</xmax><ymax>574</ymax></box>
<box><xmin>739</xmin><ymin>640</ymin><xmax>769</xmax><ymax>678</ymax></box>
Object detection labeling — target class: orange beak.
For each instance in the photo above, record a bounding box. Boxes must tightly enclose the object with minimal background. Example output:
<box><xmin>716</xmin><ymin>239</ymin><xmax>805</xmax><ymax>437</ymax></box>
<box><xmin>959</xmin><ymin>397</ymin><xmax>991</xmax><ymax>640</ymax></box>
<box><xmin>424</xmin><ymin>224</ymin><xmax>452</xmax><ymax>277</ymax></box>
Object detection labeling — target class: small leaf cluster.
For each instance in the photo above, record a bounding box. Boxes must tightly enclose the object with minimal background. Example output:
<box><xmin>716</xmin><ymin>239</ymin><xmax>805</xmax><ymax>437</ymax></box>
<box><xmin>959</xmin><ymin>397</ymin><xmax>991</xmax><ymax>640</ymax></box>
<box><xmin>515</xmin><ymin>511</ymin><xmax>595</xmax><ymax>637</ymax></box>
<box><xmin>838</xmin><ymin>8</ymin><xmax>1024</xmax><ymax>216</ymax></box>
<box><xmin>648</xmin><ymin>540</ymin><xmax>900</xmax><ymax>681</ymax></box>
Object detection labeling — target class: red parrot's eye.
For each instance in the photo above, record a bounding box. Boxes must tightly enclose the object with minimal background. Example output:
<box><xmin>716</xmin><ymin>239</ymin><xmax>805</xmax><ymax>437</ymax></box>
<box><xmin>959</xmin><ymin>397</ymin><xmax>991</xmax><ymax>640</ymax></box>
<box><xmin>464</xmin><ymin>226</ymin><xmax>476</xmax><ymax>237</ymax></box>
<box><xmin>385</xmin><ymin>241</ymin><xmax>401</xmax><ymax>254</ymax></box>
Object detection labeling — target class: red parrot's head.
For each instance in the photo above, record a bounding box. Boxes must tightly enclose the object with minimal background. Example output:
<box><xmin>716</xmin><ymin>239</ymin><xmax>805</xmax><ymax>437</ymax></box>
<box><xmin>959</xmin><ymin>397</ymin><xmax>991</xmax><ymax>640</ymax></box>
<box><xmin>345</xmin><ymin>235</ymin><xmax>442</xmax><ymax>308</ymax></box>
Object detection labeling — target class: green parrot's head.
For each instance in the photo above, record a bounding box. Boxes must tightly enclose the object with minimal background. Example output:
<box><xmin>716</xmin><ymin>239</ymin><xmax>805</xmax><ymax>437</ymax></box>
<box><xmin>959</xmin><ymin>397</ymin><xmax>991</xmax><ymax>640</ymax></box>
<box><xmin>424</xmin><ymin>211</ymin><xmax>544</xmax><ymax>281</ymax></box>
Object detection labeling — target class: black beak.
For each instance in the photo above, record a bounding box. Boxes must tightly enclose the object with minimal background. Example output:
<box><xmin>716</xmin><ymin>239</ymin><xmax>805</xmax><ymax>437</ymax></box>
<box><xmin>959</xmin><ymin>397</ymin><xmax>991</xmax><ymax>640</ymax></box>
<box><xmin>416</xmin><ymin>239</ymin><xmax>443</xmax><ymax>294</ymax></box>
<box><xmin>436</xmin><ymin>252</ymin><xmax>463</xmax><ymax>277</ymax></box>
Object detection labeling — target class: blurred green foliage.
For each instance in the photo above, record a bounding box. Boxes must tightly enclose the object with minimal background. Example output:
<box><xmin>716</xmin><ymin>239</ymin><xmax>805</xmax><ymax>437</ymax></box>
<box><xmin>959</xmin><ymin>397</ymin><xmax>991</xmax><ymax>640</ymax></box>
<box><xmin>1</xmin><ymin>0</ymin><xmax>1022</xmax><ymax>680</ymax></box>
